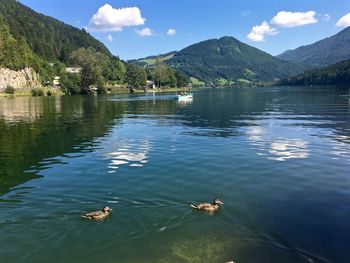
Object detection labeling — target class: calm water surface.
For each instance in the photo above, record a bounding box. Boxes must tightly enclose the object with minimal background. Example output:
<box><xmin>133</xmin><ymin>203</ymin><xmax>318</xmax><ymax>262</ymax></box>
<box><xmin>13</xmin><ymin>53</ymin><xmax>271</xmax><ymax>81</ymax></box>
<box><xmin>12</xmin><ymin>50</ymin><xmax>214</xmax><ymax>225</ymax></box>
<box><xmin>0</xmin><ymin>87</ymin><xmax>350</xmax><ymax>263</ymax></box>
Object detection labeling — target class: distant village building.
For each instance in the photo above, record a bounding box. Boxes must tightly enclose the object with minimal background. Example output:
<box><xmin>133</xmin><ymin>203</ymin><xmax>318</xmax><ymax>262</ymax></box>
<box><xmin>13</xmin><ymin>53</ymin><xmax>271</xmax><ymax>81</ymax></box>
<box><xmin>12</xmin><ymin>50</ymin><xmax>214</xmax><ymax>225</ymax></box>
<box><xmin>146</xmin><ymin>80</ymin><xmax>156</xmax><ymax>89</ymax></box>
<box><xmin>66</xmin><ymin>67</ymin><xmax>82</xmax><ymax>74</ymax></box>
<box><xmin>53</xmin><ymin>76</ymin><xmax>60</xmax><ymax>88</ymax></box>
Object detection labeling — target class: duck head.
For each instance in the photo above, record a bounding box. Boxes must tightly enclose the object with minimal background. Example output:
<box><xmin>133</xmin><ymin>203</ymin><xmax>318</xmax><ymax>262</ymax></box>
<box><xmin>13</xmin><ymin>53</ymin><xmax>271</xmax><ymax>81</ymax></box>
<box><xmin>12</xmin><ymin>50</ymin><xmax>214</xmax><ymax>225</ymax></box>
<box><xmin>103</xmin><ymin>206</ymin><xmax>112</xmax><ymax>213</ymax></box>
<box><xmin>213</xmin><ymin>199</ymin><xmax>224</xmax><ymax>205</ymax></box>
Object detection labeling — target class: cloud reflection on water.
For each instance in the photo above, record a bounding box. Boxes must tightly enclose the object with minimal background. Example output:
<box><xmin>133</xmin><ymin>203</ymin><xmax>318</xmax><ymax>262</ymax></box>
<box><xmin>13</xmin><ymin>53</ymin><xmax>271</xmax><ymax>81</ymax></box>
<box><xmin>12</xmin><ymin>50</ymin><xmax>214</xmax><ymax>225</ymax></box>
<box><xmin>105</xmin><ymin>139</ymin><xmax>150</xmax><ymax>173</ymax></box>
<box><xmin>245</xmin><ymin>125</ymin><xmax>309</xmax><ymax>162</ymax></box>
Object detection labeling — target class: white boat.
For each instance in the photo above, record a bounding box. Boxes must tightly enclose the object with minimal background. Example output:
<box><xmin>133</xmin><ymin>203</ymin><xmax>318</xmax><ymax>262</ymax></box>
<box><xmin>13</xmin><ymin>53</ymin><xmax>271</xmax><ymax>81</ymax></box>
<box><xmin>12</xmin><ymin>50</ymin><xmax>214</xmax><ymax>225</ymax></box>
<box><xmin>177</xmin><ymin>93</ymin><xmax>193</xmax><ymax>100</ymax></box>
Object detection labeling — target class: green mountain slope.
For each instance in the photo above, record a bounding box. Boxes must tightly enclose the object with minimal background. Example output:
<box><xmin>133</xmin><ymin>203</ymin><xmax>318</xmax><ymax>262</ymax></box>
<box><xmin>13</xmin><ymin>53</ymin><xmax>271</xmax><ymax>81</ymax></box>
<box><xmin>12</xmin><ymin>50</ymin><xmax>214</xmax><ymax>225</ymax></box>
<box><xmin>0</xmin><ymin>0</ymin><xmax>111</xmax><ymax>63</ymax></box>
<box><xmin>128</xmin><ymin>52</ymin><xmax>176</xmax><ymax>67</ymax></box>
<box><xmin>131</xmin><ymin>37</ymin><xmax>301</xmax><ymax>84</ymax></box>
<box><xmin>278</xmin><ymin>59</ymin><xmax>350</xmax><ymax>86</ymax></box>
<box><xmin>0</xmin><ymin>16</ymin><xmax>54</xmax><ymax>82</ymax></box>
<box><xmin>278</xmin><ymin>27</ymin><xmax>350</xmax><ymax>67</ymax></box>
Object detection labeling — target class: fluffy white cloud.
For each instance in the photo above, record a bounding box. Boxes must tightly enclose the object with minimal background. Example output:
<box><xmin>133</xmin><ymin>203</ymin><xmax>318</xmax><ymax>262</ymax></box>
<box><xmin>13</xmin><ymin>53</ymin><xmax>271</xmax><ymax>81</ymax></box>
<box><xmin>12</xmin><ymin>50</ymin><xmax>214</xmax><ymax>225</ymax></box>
<box><xmin>136</xmin><ymin>27</ymin><xmax>153</xmax><ymax>37</ymax></box>
<box><xmin>247</xmin><ymin>10</ymin><xmax>319</xmax><ymax>42</ymax></box>
<box><xmin>271</xmin><ymin>11</ymin><xmax>318</xmax><ymax>28</ymax></box>
<box><xmin>336</xmin><ymin>13</ymin><xmax>350</xmax><ymax>27</ymax></box>
<box><xmin>247</xmin><ymin>21</ymin><xmax>278</xmax><ymax>42</ymax></box>
<box><xmin>88</xmin><ymin>4</ymin><xmax>145</xmax><ymax>32</ymax></box>
<box><xmin>106</xmin><ymin>34</ymin><xmax>113</xmax><ymax>42</ymax></box>
<box><xmin>166</xmin><ymin>29</ymin><xmax>176</xmax><ymax>35</ymax></box>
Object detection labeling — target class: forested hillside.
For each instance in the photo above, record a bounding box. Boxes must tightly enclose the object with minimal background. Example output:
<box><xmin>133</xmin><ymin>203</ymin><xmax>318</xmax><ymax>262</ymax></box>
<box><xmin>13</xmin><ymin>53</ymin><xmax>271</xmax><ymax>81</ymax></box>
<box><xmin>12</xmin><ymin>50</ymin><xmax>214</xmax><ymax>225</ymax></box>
<box><xmin>0</xmin><ymin>16</ymin><xmax>53</xmax><ymax>82</ymax></box>
<box><xmin>278</xmin><ymin>59</ymin><xmax>350</xmax><ymax>86</ymax></box>
<box><xmin>0</xmin><ymin>0</ymin><xmax>111</xmax><ymax>63</ymax></box>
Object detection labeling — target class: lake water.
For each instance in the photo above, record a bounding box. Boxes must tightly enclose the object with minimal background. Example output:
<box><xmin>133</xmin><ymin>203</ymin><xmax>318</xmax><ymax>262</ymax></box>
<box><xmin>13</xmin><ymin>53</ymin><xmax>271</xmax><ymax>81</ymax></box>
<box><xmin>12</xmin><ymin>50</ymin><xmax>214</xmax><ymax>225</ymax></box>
<box><xmin>0</xmin><ymin>87</ymin><xmax>349</xmax><ymax>263</ymax></box>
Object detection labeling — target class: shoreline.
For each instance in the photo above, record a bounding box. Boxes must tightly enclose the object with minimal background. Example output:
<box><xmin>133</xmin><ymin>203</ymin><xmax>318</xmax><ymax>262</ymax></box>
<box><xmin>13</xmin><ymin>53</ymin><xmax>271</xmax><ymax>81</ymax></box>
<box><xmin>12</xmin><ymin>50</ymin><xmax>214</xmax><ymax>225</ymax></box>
<box><xmin>126</xmin><ymin>87</ymin><xmax>190</xmax><ymax>94</ymax></box>
<box><xmin>0</xmin><ymin>87</ymin><xmax>191</xmax><ymax>98</ymax></box>
<box><xmin>0</xmin><ymin>91</ymin><xmax>32</xmax><ymax>98</ymax></box>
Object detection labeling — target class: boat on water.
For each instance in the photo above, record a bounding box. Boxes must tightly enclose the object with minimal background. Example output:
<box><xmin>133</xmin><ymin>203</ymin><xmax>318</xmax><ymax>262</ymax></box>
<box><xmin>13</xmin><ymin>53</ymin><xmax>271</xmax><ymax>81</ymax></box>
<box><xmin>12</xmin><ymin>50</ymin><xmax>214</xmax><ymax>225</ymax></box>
<box><xmin>176</xmin><ymin>92</ymin><xmax>193</xmax><ymax>100</ymax></box>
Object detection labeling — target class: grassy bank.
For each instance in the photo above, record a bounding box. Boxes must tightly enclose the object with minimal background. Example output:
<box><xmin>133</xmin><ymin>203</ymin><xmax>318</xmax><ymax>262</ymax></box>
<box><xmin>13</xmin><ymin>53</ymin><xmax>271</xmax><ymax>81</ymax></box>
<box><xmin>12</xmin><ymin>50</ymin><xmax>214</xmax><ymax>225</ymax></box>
<box><xmin>0</xmin><ymin>87</ymin><xmax>64</xmax><ymax>98</ymax></box>
<box><xmin>0</xmin><ymin>91</ymin><xmax>32</xmax><ymax>97</ymax></box>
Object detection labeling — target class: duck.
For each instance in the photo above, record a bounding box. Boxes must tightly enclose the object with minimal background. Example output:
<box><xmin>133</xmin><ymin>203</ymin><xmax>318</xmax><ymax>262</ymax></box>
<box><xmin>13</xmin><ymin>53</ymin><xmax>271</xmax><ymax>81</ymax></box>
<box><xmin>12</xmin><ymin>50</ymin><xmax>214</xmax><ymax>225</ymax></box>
<box><xmin>191</xmin><ymin>198</ymin><xmax>224</xmax><ymax>213</ymax></box>
<box><xmin>82</xmin><ymin>206</ymin><xmax>112</xmax><ymax>220</ymax></box>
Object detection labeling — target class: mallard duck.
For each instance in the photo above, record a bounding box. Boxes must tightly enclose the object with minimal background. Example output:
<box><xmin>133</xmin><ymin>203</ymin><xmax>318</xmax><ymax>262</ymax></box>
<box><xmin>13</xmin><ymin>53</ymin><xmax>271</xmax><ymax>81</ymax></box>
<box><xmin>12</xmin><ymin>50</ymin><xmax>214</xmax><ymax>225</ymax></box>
<box><xmin>82</xmin><ymin>206</ymin><xmax>112</xmax><ymax>220</ymax></box>
<box><xmin>191</xmin><ymin>198</ymin><xmax>224</xmax><ymax>213</ymax></box>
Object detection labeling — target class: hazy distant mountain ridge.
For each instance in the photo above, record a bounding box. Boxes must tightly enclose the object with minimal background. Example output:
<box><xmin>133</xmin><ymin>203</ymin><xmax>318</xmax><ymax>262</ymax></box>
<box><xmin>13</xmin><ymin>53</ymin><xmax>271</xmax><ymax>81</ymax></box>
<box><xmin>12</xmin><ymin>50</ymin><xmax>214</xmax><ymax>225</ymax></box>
<box><xmin>278</xmin><ymin>27</ymin><xmax>350</xmax><ymax>67</ymax></box>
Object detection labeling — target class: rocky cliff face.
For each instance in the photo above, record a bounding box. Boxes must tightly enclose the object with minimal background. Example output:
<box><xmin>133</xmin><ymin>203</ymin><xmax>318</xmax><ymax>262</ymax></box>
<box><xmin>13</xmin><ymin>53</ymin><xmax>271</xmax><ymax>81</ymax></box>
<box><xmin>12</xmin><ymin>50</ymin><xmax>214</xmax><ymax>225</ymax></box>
<box><xmin>0</xmin><ymin>68</ymin><xmax>41</xmax><ymax>92</ymax></box>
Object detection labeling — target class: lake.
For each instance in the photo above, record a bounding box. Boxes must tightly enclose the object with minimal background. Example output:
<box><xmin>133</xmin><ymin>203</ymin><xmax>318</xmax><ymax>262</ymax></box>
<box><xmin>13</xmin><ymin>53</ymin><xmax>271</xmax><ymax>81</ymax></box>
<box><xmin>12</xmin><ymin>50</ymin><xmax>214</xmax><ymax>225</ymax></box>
<box><xmin>0</xmin><ymin>87</ymin><xmax>349</xmax><ymax>263</ymax></box>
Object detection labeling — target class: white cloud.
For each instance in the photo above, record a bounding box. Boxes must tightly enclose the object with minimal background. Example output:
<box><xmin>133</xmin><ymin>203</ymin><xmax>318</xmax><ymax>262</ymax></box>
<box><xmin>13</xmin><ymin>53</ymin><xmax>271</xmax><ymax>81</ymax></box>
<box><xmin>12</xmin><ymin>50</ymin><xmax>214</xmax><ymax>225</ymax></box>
<box><xmin>247</xmin><ymin>10</ymin><xmax>319</xmax><ymax>42</ymax></box>
<box><xmin>166</xmin><ymin>29</ymin><xmax>176</xmax><ymax>35</ymax></box>
<box><xmin>106</xmin><ymin>34</ymin><xmax>113</xmax><ymax>42</ymax></box>
<box><xmin>336</xmin><ymin>13</ymin><xmax>350</xmax><ymax>27</ymax></box>
<box><xmin>247</xmin><ymin>21</ymin><xmax>278</xmax><ymax>42</ymax></box>
<box><xmin>87</xmin><ymin>4</ymin><xmax>145</xmax><ymax>32</ymax></box>
<box><xmin>323</xmin><ymin>14</ymin><xmax>331</xmax><ymax>22</ymax></box>
<box><xmin>271</xmin><ymin>11</ymin><xmax>318</xmax><ymax>28</ymax></box>
<box><xmin>136</xmin><ymin>27</ymin><xmax>154</xmax><ymax>37</ymax></box>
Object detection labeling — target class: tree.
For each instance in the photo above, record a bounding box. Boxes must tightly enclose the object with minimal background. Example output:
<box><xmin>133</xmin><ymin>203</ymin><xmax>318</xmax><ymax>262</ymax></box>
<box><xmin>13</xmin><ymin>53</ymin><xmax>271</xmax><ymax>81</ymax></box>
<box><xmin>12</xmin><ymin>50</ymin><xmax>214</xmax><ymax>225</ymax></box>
<box><xmin>164</xmin><ymin>67</ymin><xmax>177</xmax><ymax>88</ymax></box>
<box><xmin>60</xmin><ymin>73</ymin><xmax>81</xmax><ymax>95</ymax></box>
<box><xmin>155</xmin><ymin>56</ymin><xmax>163</xmax><ymax>88</ymax></box>
<box><xmin>175</xmin><ymin>70</ymin><xmax>190</xmax><ymax>87</ymax></box>
<box><xmin>126</xmin><ymin>64</ymin><xmax>147</xmax><ymax>88</ymax></box>
<box><xmin>150</xmin><ymin>64</ymin><xmax>189</xmax><ymax>88</ymax></box>
<box><xmin>104</xmin><ymin>57</ymin><xmax>126</xmax><ymax>83</ymax></box>
<box><xmin>70</xmin><ymin>47</ymin><xmax>108</xmax><ymax>94</ymax></box>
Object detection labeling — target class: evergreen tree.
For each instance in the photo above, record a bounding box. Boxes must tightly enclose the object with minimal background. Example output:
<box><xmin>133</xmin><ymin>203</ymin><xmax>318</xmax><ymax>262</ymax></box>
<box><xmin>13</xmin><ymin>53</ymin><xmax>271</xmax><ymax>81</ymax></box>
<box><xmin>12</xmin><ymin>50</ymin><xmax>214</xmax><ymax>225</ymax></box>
<box><xmin>126</xmin><ymin>64</ymin><xmax>147</xmax><ymax>88</ymax></box>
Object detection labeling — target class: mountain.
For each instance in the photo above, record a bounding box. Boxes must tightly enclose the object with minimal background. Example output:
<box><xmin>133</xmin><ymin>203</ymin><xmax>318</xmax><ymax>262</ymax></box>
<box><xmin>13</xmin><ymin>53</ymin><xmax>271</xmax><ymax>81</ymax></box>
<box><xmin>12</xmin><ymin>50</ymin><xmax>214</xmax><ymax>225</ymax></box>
<box><xmin>131</xmin><ymin>37</ymin><xmax>301</xmax><ymax>84</ymax></box>
<box><xmin>0</xmin><ymin>0</ymin><xmax>111</xmax><ymax>63</ymax></box>
<box><xmin>278</xmin><ymin>27</ymin><xmax>350</xmax><ymax>67</ymax></box>
<box><xmin>128</xmin><ymin>52</ymin><xmax>176</xmax><ymax>68</ymax></box>
<box><xmin>278</xmin><ymin>59</ymin><xmax>350</xmax><ymax>86</ymax></box>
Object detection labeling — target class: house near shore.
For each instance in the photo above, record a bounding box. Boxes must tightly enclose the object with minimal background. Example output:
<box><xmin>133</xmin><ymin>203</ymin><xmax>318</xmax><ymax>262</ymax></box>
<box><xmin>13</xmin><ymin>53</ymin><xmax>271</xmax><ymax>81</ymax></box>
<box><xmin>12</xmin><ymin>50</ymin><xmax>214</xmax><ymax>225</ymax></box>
<box><xmin>53</xmin><ymin>76</ymin><xmax>60</xmax><ymax>88</ymax></box>
<box><xmin>146</xmin><ymin>80</ymin><xmax>156</xmax><ymax>89</ymax></box>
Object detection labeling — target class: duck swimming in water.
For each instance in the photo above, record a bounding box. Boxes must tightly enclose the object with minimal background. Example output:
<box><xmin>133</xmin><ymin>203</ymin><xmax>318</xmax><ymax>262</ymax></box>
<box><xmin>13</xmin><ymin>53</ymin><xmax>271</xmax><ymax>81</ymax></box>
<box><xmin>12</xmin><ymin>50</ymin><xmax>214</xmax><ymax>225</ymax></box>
<box><xmin>82</xmin><ymin>206</ymin><xmax>112</xmax><ymax>220</ymax></box>
<box><xmin>191</xmin><ymin>198</ymin><xmax>224</xmax><ymax>213</ymax></box>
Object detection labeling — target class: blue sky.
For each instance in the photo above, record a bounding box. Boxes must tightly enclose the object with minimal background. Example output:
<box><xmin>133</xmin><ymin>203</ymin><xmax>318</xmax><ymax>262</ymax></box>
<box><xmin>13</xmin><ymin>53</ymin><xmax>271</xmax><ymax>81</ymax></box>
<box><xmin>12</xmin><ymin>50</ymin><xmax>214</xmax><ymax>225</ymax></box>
<box><xmin>19</xmin><ymin>0</ymin><xmax>350</xmax><ymax>60</ymax></box>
